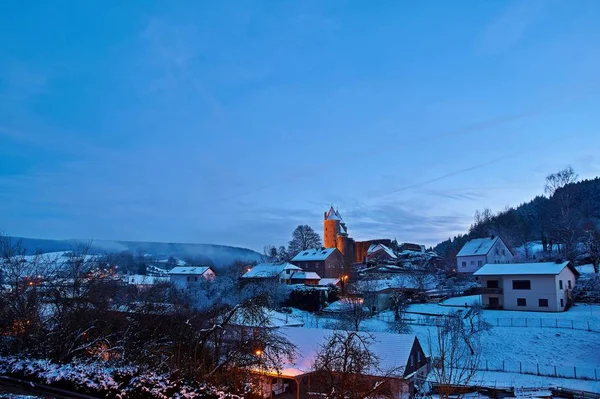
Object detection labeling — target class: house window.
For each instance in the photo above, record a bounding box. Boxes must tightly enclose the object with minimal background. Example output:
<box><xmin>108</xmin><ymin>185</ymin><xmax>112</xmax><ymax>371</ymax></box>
<box><xmin>477</xmin><ymin>260</ymin><xmax>483</xmax><ymax>267</ymax></box>
<box><xmin>410</xmin><ymin>355</ymin><xmax>414</xmax><ymax>367</ymax></box>
<box><xmin>517</xmin><ymin>298</ymin><xmax>527</xmax><ymax>307</ymax></box>
<box><xmin>470</xmin><ymin>260</ymin><xmax>475</xmax><ymax>265</ymax></box>
<box><xmin>186</xmin><ymin>276</ymin><xmax>190</xmax><ymax>282</ymax></box>
<box><xmin>489</xmin><ymin>297</ymin><xmax>500</xmax><ymax>306</ymax></box>
<box><xmin>512</xmin><ymin>280</ymin><xmax>531</xmax><ymax>290</ymax></box>
<box><xmin>280</xmin><ymin>278</ymin><xmax>285</xmax><ymax>284</ymax></box>
<box><xmin>568</xmin><ymin>280</ymin><xmax>572</xmax><ymax>289</ymax></box>
<box><xmin>286</xmin><ymin>269</ymin><xmax>291</xmax><ymax>274</ymax></box>
<box><xmin>417</xmin><ymin>351</ymin><xmax>421</xmax><ymax>362</ymax></box>
<box><xmin>560</xmin><ymin>299</ymin><xmax>564</xmax><ymax>308</ymax></box>
<box><xmin>486</xmin><ymin>280</ymin><xmax>499</xmax><ymax>289</ymax></box>
<box><xmin>559</xmin><ymin>280</ymin><xmax>563</xmax><ymax>290</ymax></box>
<box><xmin>461</xmin><ymin>261</ymin><xmax>467</xmax><ymax>268</ymax></box>
<box><xmin>502</xmin><ymin>249</ymin><xmax>506</xmax><ymax>255</ymax></box>
<box><xmin>195</xmin><ymin>276</ymin><xmax>198</xmax><ymax>282</ymax></box>
<box><xmin>539</xmin><ymin>299</ymin><xmax>549</xmax><ymax>307</ymax></box>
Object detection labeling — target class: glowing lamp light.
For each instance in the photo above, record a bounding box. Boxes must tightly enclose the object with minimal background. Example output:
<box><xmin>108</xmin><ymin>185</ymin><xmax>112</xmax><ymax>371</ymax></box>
<box><xmin>255</xmin><ymin>349</ymin><xmax>263</xmax><ymax>356</ymax></box>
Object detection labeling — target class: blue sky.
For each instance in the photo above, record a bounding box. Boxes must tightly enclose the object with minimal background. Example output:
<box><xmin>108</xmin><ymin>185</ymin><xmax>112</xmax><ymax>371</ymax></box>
<box><xmin>2</xmin><ymin>1</ymin><xmax>600</xmax><ymax>251</ymax></box>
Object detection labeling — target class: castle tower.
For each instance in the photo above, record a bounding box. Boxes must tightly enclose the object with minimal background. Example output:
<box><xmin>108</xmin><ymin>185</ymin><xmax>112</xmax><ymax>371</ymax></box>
<box><xmin>324</xmin><ymin>206</ymin><xmax>340</xmax><ymax>249</ymax></box>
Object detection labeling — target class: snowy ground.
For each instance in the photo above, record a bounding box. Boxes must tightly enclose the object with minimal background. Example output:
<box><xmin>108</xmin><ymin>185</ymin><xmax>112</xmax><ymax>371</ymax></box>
<box><xmin>289</xmin><ymin>300</ymin><xmax>600</xmax><ymax>391</ymax></box>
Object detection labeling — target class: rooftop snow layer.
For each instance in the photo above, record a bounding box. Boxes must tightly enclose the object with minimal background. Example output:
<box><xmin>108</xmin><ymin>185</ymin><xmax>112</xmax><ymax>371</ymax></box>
<box><xmin>457</xmin><ymin>237</ymin><xmax>499</xmax><ymax>257</ymax></box>
<box><xmin>168</xmin><ymin>266</ymin><xmax>212</xmax><ymax>275</ymax></box>
<box><xmin>242</xmin><ymin>262</ymin><xmax>301</xmax><ymax>278</ymax></box>
<box><xmin>473</xmin><ymin>261</ymin><xmax>576</xmax><ymax>276</ymax></box>
<box><xmin>273</xmin><ymin>327</ymin><xmax>415</xmax><ymax>378</ymax></box>
<box><xmin>290</xmin><ymin>271</ymin><xmax>321</xmax><ymax>280</ymax></box>
<box><xmin>291</xmin><ymin>247</ymin><xmax>337</xmax><ymax>261</ymax></box>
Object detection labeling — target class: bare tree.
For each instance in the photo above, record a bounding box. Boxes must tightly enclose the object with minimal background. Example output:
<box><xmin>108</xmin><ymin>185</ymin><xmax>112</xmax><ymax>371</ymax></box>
<box><xmin>287</xmin><ymin>225</ymin><xmax>322</xmax><ymax>256</ymax></box>
<box><xmin>581</xmin><ymin>227</ymin><xmax>600</xmax><ymax>274</ymax></box>
<box><xmin>389</xmin><ymin>289</ymin><xmax>411</xmax><ymax>333</ymax></box>
<box><xmin>428</xmin><ymin>314</ymin><xmax>482</xmax><ymax>399</ymax></box>
<box><xmin>544</xmin><ymin>166</ymin><xmax>579</xmax><ymax>260</ymax></box>
<box><xmin>313</xmin><ymin>331</ymin><xmax>400</xmax><ymax>399</ymax></box>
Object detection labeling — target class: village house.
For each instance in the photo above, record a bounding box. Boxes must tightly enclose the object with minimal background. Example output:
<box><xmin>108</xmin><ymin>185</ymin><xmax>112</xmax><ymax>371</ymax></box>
<box><xmin>366</xmin><ymin>243</ymin><xmax>398</xmax><ymax>263</ymax></box>
<box><xmin>168</xmin><ymin>266</ymin><xmax>216</xmax><ymax>290</ymax></box>
<box><xmin>290</xmin><ymin>247</ymin><xmax>345</xmax><ymax>279</ymax></box>
<box><xmin>125</xmin><ymin>274</ymin><xmax>170</xmax><ymax>289</ymax></box>
<box><xmin>241</xmin><ymin>262</ymin><xmax>302</xmax><ymax>284</ymax></box>
<box><xmin>251</xmin><ymin>327</ymin><xmax>429</xmax><ymax>399</ymax></box>
<box><xmin>473</xmin><ymin>261</ymin><xmax>579</xmax><ymax>312</ymax></box>
<box><xmin>456</xmin><ymin>235</ymin><xmax>513</xmax><ymax>273</ymax></box>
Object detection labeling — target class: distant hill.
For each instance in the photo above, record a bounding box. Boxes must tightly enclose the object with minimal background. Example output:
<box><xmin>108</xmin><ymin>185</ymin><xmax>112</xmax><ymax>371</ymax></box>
<box><xmin>7</xmin><ymin>236</ymin><xmax>262</xmax><ymax>268</ymax></box>
<box><xmin>433</xmin><ymin>175</ymin><xmax>600</xmax><ymax>263</ymax></box>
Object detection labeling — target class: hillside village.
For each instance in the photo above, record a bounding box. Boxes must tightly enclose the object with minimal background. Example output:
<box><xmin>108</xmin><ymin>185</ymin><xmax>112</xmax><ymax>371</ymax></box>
<box><xmin>2</xmin><ymin>172</ymin><xmax>600</xmax><ymax>399</ymax></box>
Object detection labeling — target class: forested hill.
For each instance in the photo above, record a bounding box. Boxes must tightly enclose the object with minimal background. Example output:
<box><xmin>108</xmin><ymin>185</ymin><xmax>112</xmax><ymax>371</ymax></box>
<box><xmin>433</xmin><ymin>174</ymin><xmax>600</xmax><ymax>262</ymax></box>
<box><xmin>6</xmin><ymin>236</ymin><xmax>262</xmax><ymax>268</ymax></box>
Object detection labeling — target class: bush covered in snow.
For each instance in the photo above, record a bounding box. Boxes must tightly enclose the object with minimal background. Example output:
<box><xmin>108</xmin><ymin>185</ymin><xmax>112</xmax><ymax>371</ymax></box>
<box><xmin>0</xmin><ymin>356</ymin><xmax>242</xmax><ymax>399</ymax></box>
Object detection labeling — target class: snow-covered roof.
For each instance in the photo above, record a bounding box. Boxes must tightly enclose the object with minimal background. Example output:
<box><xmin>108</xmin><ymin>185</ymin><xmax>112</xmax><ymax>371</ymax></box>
<box><xmin>473</xmin><ymin>261</ymin><xmax>579</xmax><ymax>276</ymax></box>
<box><xmin>272</xmin><ymin>327</ymin><xmax>416</xmax><ymax>378</ymax></box>
<box><xmin>457</xmin><ymin>237</ymin><xmax>500</xmax><ymax>257</ymax></box>
<box><xmin>367</xmin><ymin>244</ymin><xmax>397</xmax><ymax>259</ymax></box>
<box><xmin>229</xmin><ymin>307</ymin><xmax>304</xmax><ymax>328</ymax></box>
<box><xmin>317</xmin><ymin>278</ymin><xmax>340</xmax><ymax>286</ymax></box>
<box><xmin>352</xmin><ymin>274</ymin><xmax>436</xmax><ymax>292</ymax></box>
<box><xmin>168</xmin><ymin>266</ymin><xmax>213</xmax><ymax>275</ymax></box>
<box><xmin>325</xmin><ymin>206</ymin><xmax>343</xmax><ymax>221</ymax></box>
<box><xmin>242</xmin><ymin>263</ymin><xmax>301</xmax><ymax>279</ymax></box>
<box><xmin>292</xmin><ymin>247</ymin><xmax>337</xmax><ymax>261</ymax></box>
<box><xmin>290</xmin><ymin>271</ymin><xmax>321</xmax><ymax>280</ymax></box>
<box><xmin>126</xmin><ymin>274</ymin><xmax>170</xmax><ymax>285</ymax></box>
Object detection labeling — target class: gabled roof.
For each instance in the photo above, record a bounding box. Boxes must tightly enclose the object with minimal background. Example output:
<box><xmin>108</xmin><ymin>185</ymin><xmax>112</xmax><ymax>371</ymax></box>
<box><xmin>168</xmin><ymin>266</ymin><xmax>213</xmax><ymax>275</ymax></box>
<box><xmin>457</xmin><ymin>237</ymin><xmax>501</xmax><ymax>257</ymax></box>
<box><xmin>367</xmin><ymin>244</ymin><xmax>397</xmax><ymax>259</ymax></box>
<box><xmin>325</xmin><ymin>206</ymin><xmax>343</xmax><ymax>222</ymax></box>
<box><xmin>241</xmin><ymin>263</ymin><xmax>301</xmax><ymax>279</ymax></box>
<box><xmin>317</xmin><ymin>278</ymin><xmax>340</xmax><ymax>286</ymax></box>
<box><xmin>473</xmin><ymin>261</ymin><xmax>579</xmax><ymax>276</ymax></box>
<box><xmin>290</xmin><ymin>271</ymin><xmax>321</xmax><ymax>280</ymax></box>
<box><xmin>270</xmin><ymin>327</ymin><xmax>417</xmax><ymax>378</ymax></box>
<box><xmin>292</xmin><ymin>247</ymin><xmax>338</xmax><ymax>261</ymax></box>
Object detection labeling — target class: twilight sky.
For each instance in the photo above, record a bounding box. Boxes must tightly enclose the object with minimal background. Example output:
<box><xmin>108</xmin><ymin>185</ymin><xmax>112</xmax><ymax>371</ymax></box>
<box><xmin>2</xmin><ymin>1</ymin><xmax>600</xmax><ymax>251</ymax></box>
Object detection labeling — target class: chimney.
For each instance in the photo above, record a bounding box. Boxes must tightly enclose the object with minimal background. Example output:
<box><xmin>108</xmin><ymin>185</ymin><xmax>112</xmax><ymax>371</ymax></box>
<box><xmin>490</xmin><ymin>234</ymin><xmax>495</xmax><ymax>240</ymax></box>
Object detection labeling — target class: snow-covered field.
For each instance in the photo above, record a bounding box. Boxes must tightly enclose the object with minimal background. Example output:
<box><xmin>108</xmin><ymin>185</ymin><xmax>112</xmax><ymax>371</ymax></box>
<box><xmin>290</xmin><ymin>300</ymin><xmax>600</xmax><ymax>392</ymax></box>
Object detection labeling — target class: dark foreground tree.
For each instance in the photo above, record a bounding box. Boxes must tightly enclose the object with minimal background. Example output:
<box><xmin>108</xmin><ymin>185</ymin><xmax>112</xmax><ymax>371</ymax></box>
<box><xmin>287</xmin><ymin>225</ymin><xmax>322</xmax><ymax>256</ymax></box>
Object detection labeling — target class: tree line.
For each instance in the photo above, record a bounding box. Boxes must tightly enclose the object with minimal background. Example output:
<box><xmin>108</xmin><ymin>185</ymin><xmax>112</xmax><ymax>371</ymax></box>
<box><xmin>434</xmin><ymin>167</ymin><xmax>600</xmax><ymax>272</ymax></box>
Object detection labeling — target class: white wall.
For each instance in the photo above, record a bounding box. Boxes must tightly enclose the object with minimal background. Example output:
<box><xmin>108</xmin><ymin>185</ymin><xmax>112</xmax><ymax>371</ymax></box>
<box><xmin>457</xmin><ymin>255</ymin><xmax>487</xmax><ymax>273</ymax></box>
<box><xmin>170</xmin><ymin>271</ymin><xmax>214</xmax><ymax>290</ymax></box>
<box><xmin>486</xmin><ymin>239</ymin><xmax>514</xmax><ymax>264</ymax></box>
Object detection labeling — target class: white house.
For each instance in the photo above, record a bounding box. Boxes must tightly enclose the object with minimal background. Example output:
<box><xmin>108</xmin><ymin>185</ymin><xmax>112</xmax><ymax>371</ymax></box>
<box><xmin>168</xmin><ymin>266</ymin><xmax>216</xmax><ymax>290</ymax></box>
<box><xmin>456</xmin><ymin>236</ymin><xmax>513</xmax><ymax>273</ymax></box>
<box><xmin>241</xmin><ymin>262</ymin><xmax>302</xmax><ymax>284</ymax></box>
<box><xmin>473</xmin><ymin>261</ymin><xmax>579</xmax><ymax>312</ymax></box>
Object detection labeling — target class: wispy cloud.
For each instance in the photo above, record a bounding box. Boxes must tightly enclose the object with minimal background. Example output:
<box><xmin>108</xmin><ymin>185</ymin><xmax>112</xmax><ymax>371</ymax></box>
<box><xmin>478</xmin><ymin>0</ymin><xmax>544</xmax><ymax>54</ymax></box>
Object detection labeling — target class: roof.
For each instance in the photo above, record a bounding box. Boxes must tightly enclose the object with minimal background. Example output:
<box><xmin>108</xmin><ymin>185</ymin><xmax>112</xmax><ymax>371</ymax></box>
<box><xmin>473</xmin><ymin>261</ymin><xmax>579</xmax><ymax>276</ymax></box>
<box><xmin>325</xmin><ymin>206</ymin><xmax>343</xmax><ymax>221</ymax></box>
<box><xmin>270</xmin><ymin>327</ymin><xmax>416</xmax><ymax>378</ymax></box>
<box><xmin>229</xmin><ymin>307</ymin><xmax>304</xmax><ymax>328</ymax></box>
<box><xmin>457</xmin><ymin>237</ymin><xmax>503</xmax><ymax>257</ymax></box>
<box><xmin>317</xmin><ymin>278</ymin><xmax>340</xmax><ymax>286</ymax></box>
<box><xmin>168</xmin><ymin>266</ymin><xmax>213</xmax><ymax>275</ymax></box>
<box><xmin>367</xmin><ymin>244</ymin><xmax>398</xmax><ymax>259</ymax></box>
<box><xmin>291</xmin><ymin>247</ymin><xmax>337</xmax><ymax>262</ymax></box>
<box><xmin>290</xmin><ymin>271</ymin><xmax>321</xmax><ymax>280</ymax></box>
<box><xmin>241</xmin><ymin>263</ymin><xmax>301</xmax><ymax>278</ymax></box>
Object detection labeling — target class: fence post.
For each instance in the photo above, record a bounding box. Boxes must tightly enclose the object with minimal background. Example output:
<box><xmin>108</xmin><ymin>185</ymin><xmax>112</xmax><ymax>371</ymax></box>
<box><xmin>503</xmin><ymin>361</ymin><xmax>505</xmax><ymax>371</ymax></box>
<box><xmin>571</xmin><ymin>320</ymin><xmax>574</xmax><ymax>329</ymax></box>
<box><xmin>537</xmin><ymin>364</ymin><xmax>540</xmax><ymax>376</ymax></box>
<box><xmin>526</xmin><ymin>318</ymin><xmax>528</xmax><ymax>327</ymax></box>
<box><xmin>486</xmin><ymin>360</ymin><xmax>488</xmax><ymax>371</ymax></box>
<box><xmin>556</xmin><ymin>319</ymin><xmax>558</xmax><ymax>328</ymax></box>
<box><xmin>574</xmin><ymin>366</ymin><xmax>577</xmax><ymax>379</ymax></box>
<box><xmin>554</xmin><ymin>365</ymin><xmax>557</xmax><ymax>377</ymax></box>
<box><xmin>519</xmin><ymin>361</ymin><xmax>522</xmax><ymax>374</ymax></box>
<box><xmin>595</xmin><ymin>368</ymin><xmax>598</xmax><ymax>381</ymax></box>
<box><xmin>588</xmin><ymin>321</ymin><xmax>591</xmax><ymax>331</ymax></box>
